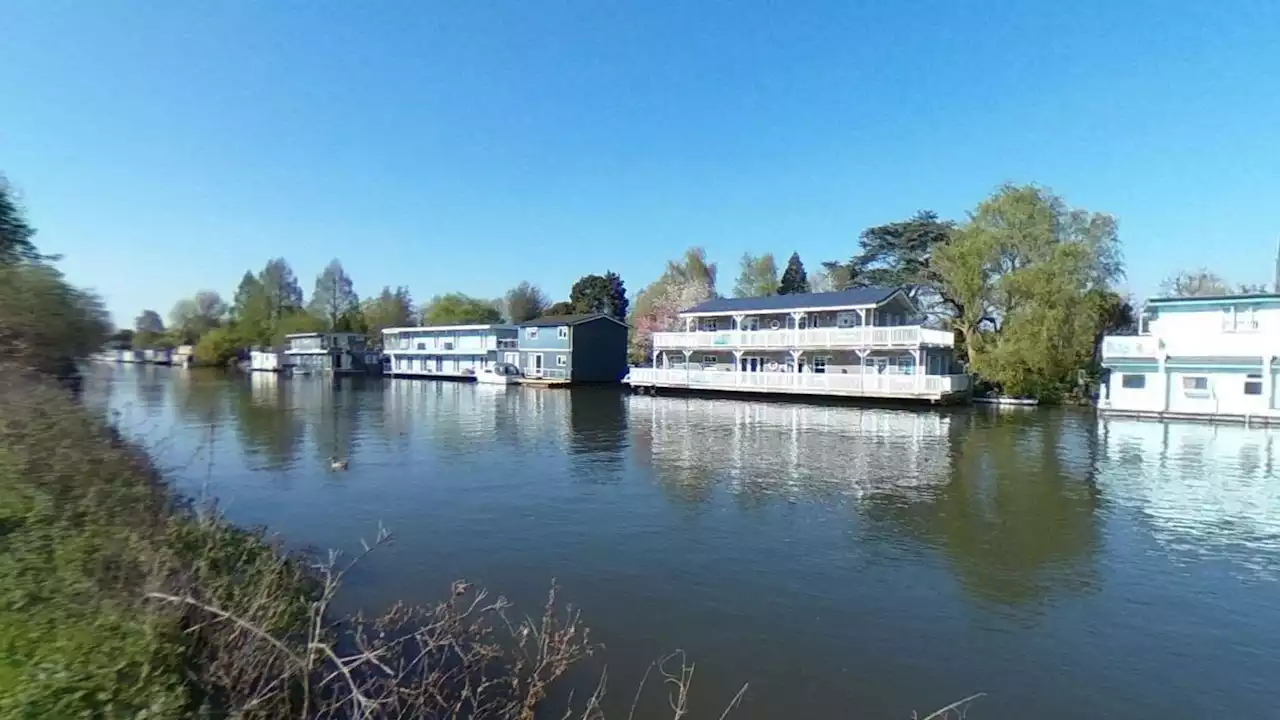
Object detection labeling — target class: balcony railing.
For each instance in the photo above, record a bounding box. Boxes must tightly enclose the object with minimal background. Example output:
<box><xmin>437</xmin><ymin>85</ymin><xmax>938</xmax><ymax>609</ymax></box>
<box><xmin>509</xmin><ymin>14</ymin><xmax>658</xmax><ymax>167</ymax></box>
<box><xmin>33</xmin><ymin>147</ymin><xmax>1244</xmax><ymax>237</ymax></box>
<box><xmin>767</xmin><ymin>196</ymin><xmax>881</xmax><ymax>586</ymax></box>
<box><xmin>625</xmin><ymin>367</ymin><xmax>969</xmax><ymax>396</ymax></box>
<box><xmin>652</xmin><ymin>326</ymin><xmax>953</xmax><ymax>351</ymax></box>
<box><xmin>524</xmin><ymin>367</ymin><xmax>568</xmax><ymax>380</ymax></box>
<box><xmin>1102</xmin><ymin>333</ymin><xmax>1280</xmax><ymax>360</ymax></box>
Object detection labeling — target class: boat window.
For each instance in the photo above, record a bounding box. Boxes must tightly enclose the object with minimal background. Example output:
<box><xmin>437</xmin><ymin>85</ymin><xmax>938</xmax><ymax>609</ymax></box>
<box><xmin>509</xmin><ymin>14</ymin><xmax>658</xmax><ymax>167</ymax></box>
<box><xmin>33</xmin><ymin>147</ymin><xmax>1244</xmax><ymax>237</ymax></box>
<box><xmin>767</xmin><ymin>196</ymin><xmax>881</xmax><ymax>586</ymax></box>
<box><xmin>813</xmin><ymin>356</ymin><xmax>828</xmax><ymax>374</ymax></box>
<box><xmin>703</xmin><ymin>318</ymin><xmax>718</xmax><ymax>331</ymax></box>
<box><xmin>702</xmin><ymin>354</ymin><xmax>718</xmax><ymax>367</ymax></box>
<box><xmin>1120</xmin><ymin>374</ymin><xmax>1146</xmax><ymax>389</ymax></box>
<box><xmin>556</xmin><ymin>355</ymin><xmax>567</xmax><ymax>367</ymax></box>
<box><xmin>1245</xmin><ymin>374</ymin><xmax>1264</xmax><ymax>396</ymax></box>
<box><xmin>526</xmin><ymin>327</ymin><xmax>539</xmax><ymax>339</ymax></box>
<box><xmin>557</xmin><ymin>326</ymin><xmax>569</xmax><ymax>339</ymax></box>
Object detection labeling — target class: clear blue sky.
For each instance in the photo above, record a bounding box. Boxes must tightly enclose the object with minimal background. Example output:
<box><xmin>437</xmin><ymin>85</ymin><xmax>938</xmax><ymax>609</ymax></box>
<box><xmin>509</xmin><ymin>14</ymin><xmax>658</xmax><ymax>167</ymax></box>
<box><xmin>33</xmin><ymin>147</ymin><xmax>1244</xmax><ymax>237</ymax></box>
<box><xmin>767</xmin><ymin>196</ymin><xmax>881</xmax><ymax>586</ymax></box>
<box><xmin>2</xmin><ymin>1</ymin><xmax>1277</xmax><ymax>327</ymax></box>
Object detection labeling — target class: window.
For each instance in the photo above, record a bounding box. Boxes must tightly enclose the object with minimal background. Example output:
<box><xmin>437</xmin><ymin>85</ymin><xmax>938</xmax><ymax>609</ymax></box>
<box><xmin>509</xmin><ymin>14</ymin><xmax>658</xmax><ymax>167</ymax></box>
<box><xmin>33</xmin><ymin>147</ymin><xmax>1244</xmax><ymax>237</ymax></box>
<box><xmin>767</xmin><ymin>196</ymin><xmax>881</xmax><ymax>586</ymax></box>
<box><xmin>813</xmin><ymin>356</ymin><xmax>828</xmax><ymax>374</ymax></box>
<box><xmin>703</xmin><ymin>318</ymin><xmax>718</xmax><ymax>331</ymax></box>
<box><xmin>1120</xmin><ymin>374</ymin><xmax>1146</xmax><ymax>389</ymax></box>
<box><xmin>898</xmin><ymin>356</ymin><xmax>914</xmax><ymax>375</ymax></box>
<box><xmin>526</xmin><ymin>327</ymin><xmax>539</xmax><ymax>339</ymax></box>
<box><xmin>1182</xmin><ymin>376</ymin><xmax>1209</xmax><ymax>396</ymax></box>
<box><xmin>556</xmin><ymin>355</ymin><xmax>567</xmax><ymax>367</ymax></box>
<box><xmin>1245</xmin><ymin>374</ymin><xmax>1264</xmax><ymax>396</ymax></box>
<box><xmin>442</xmin><ymin>341</ymin><xmax>454</xmax><ymax>350</ymax></box>
<box><xmin>557</xmin><ymin>326</ymin><xmax>569</xmax><ymax>340</ymax></box>
<box><xmin>702</xmin><ymin>354</ymin><xmax>718</xmax><ymax>367</ymax></box>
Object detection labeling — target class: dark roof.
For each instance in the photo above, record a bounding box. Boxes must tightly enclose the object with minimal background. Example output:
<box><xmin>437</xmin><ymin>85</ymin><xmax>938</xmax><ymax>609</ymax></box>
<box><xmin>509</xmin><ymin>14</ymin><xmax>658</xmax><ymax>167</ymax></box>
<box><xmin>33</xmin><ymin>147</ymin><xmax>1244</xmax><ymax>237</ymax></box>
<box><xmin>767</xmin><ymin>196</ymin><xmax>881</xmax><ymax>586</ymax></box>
<box><xmin>680</xmin><ymin>287</ymin><xmax>903</xmax><ymax>315</ymax></box>
<box><xmin>1149</xmin><ymin>293</ymin><xmax>1280</xmax><ymax>305</ymax></box>
<box><xmin>519</xmin><ymin>313</ymin><xmax>629</xmax><ymax>328</ymax></box>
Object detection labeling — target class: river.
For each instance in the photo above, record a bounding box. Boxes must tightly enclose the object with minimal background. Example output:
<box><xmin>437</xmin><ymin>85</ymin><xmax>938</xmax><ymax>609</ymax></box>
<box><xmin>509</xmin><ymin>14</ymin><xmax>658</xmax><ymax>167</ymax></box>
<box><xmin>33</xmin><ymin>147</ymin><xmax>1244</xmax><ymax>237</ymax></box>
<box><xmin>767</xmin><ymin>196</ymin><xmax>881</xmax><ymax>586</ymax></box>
<box><xmin>90</xmin><ymin>364</ymin><xmax>1280</xmax><ymax>718</ymax></box>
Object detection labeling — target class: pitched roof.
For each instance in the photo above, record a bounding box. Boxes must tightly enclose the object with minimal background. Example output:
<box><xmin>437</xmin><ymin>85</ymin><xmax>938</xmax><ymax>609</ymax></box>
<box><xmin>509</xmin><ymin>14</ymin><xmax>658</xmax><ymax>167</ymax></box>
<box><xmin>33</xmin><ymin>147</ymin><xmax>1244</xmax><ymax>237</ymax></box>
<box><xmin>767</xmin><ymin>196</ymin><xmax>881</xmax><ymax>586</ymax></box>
<box><xmin>679</xmin><ymin>287</ymin><xmax>903</xmax><ymax>315</ymax></box>
<box><xmin>518</xmin><ymin>313</ymin><xmax>629</xmax><ymax>328</ymax></box>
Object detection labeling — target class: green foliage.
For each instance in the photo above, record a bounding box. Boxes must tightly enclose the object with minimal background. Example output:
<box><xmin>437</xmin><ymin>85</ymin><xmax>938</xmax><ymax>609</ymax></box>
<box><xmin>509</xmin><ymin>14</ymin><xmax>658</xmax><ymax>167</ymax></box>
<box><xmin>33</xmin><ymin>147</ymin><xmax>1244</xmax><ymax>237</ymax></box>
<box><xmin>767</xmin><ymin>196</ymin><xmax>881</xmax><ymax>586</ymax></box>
<box><xmin>0</xmin><ymin>176</ymin><xmax>40</xmax><ymax>264</ymax></box>
<box><xmin>503</xmin><ymin>281</ymin><xmax>548</xmax><ymax>323</ymax></box>
<box><xmin>272</xmin><ymin>310</ymin><xmax>327</xmax><ymax>346</ymax></box>
<box><xmin>0</xmin><ymin>368</ymin><xmax>316</xmax><ymax>717</ymax></box>
<box><xmin>731</xmin><ymin>253</ymin><xmax>778</xmax><ymax>298</ymax></box>
<box><xmin>420</xmin><ymin>293</ymin><xmax>501</xmax><ymax>326</ymax></box>
<box><xmin>193</xmin><ymin>324</ymin><xmax>247</xmax><ymax>366</ymax></box>
<box><xmin>308</xmin><ymin>258</ymin><xmax>360</xmax><ymax>330</ymax></box>
<box><xmin>544</xmin><ymin>300</ymin><xmax>574</xmax><ymax>316</ymax></box>
<box><xmin>777</xmin><ymin>252</ymin><xmax>809</xmax><ymax>295</ymax></box>
<box><xmin>362</xmin><ymin>285</ymin><xmax>415</xmax><ymax>341</ymax></box>
<box><xmin>569</xmin><ymin>271</ymin><xmax>628</xmax><ymax>320</ymax></box>
<box><xmin>0</xmin><ymin>262</ymin><xmax>109</xmax><ymax>375</ymax></box>
<box><xmin>933</xmin><ymin>183</ymin><xmax>1124</xmax><ymax>399</ymax></box>
<box><xmin>170</xmin><ymin>290</ymin><xmax>227</xmax><ymax>344</ymax></box>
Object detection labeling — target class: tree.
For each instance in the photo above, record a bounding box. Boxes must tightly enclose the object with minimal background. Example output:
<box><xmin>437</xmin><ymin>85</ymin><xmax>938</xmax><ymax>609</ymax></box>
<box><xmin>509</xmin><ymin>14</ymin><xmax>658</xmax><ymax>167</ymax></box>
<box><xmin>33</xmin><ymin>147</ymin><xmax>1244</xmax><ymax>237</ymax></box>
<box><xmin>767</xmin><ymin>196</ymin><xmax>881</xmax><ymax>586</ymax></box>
<box><xmin>1158</xmin><ymin>269</ymin><xmax>1232</xmax><ymax>298</ymax></box>
<box><xmin>824</xmin><ymin>211</ymin><xmax>957</xmax><ymax>319</ymax></box>
<box><xmin>193</xmin><ymin>324</ymin><xmax>249</xmax><ymax>367</ymax></box>
<box><xmin>0</xmin><ymin>262</ymin><xmax>109</xmax><ymax>375</ymax></box>
<box><xmin>361</xmin><ymin>286</ymin><xmax>415</xmax><ymax>341</ymax></box>
<box><xmin>732</xmin><ymin>253</ymin><xmax>779</xmax><ymax>298</ymax></box>
<box><xmin>933</xmin><ymin>183</ymin><xmax>1124</xmax><ymax>399</ymax></box>
<box><xmin>627</xmin><ymin>248</ymin><xmax>718</xmax><ymax>364</ymax></box>
<box><xmin>543</xmin><ymin>300</ymin><xmax>575</xmax><ymax>316</ymax></box>
<box><xmin>258</xmin><ymin>258</ymin><xmax>304</xmax><ymax>325</ymax></box>
<box><xmin>420</xmin><ymin>293</ymin><xmax>502</xmax><ymax>326</ymax></box>
<box><xmin>503</xmin><ymin>282</ymin><xmax>549</xmax><ymax>323</ymax></box>
<box><xmin>777</xmin><ymin>252</ymin><xmax>809</xmax><ymax>295</ymax></box>
<box><xmin>169</xmin><ymin>290</ymin><xmax>227</xmax><ymax>344</ymax></box>
<box><xmin>271</xmin><ymin>310</ymin><xmax>327</xmax><ymax>347</ymax></box>
<box><xmin>0</xmin><ymin>175</ymin><xmax>40</xmax><ymax>264</ymax></box>
<box><xmin>309</xmin><ymin>259</ymin><xmax>360</xmax><ymax>331</ymax></box>
<box><xmin>133</xmin><ymin>309</ymin><xmax>165</xmax><ymax>348</ymax></box>
<box><xmin>569</xmin><ymin>271</ymin><xmax>628</xmax><ymax>320</ymax></box>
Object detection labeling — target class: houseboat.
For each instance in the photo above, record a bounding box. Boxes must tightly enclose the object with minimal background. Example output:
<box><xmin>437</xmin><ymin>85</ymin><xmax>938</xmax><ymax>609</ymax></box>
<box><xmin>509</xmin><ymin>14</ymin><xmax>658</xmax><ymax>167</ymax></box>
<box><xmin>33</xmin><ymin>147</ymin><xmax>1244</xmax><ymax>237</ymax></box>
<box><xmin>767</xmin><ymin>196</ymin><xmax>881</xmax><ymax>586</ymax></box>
<box><xmin>283</xmin><ymin>332</ymin><xmax>374</xmax><ymax>375</ymax></box>
<box><xmin>382</xmin><ymin>324</ymin><xmax>518</xmax><ymax>379</ymax></box>
<box><xmin>250</xmin><ymin>348</ymin><xmax>287</xmax><ymax>372</ymax></box>
<box><xmin>1100</xmin><ymin>292</ymin><xmax>1280</xmax><ymax>424</ymax></box>
<box><xmin>515</xmin><ymin>314</ymin><xmax>630</xmax><ymax>384</ymax></box>
<box><xmin>624</xmin><ymin>287</ymin><xmax>970</xmax><ymax>402</ymax></box>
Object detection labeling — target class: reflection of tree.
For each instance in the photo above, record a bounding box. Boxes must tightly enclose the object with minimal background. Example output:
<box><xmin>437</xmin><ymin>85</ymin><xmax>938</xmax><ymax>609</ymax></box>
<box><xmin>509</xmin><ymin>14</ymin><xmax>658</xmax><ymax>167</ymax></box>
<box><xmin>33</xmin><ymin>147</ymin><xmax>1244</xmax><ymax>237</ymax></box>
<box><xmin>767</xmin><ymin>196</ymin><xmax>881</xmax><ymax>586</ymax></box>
<box><xmin>171</xmin><ymin>368</ymin><xmax>230</xmax><ymax>427</ymax></box>
<box><xmin>303</xmin><ymin>377</ymin><xmax>365</xmax><ymax>466</ymax></box>
<box><xmin>232</xmin><ymin>373</ymin><xmax>305</xmax><ymax>470</ymax></box>
<box><xmin>135</xmin><ymin>365</ymin><xmax>170</xmax><ymax>418</ymax></box>
<box><xmin>865</xmin><ymin>410</ymin><xmax>1102</xmax><ymax>607</ymax></box>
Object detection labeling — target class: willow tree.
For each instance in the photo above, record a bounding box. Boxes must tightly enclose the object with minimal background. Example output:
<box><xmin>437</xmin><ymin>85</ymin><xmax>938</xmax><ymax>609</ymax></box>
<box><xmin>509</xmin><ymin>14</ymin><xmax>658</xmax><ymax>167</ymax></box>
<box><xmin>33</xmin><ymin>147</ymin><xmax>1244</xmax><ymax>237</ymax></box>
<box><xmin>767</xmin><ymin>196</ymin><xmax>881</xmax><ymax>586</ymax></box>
<box><xmin>933</xmin><ymin>184</ymin><xmax>1123</xmax><ymax>399</ymax></box>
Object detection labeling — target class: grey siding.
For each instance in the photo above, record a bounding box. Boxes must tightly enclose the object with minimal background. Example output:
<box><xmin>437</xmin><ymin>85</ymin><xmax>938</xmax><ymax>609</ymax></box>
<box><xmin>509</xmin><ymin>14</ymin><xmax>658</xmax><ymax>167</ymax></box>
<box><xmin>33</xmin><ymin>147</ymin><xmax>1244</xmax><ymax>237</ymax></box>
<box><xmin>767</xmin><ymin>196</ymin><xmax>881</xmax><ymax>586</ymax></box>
<box><xmin>569</xmin><ymin>317</ymin><xmax>629</xmax><ymax>383</ymax></box>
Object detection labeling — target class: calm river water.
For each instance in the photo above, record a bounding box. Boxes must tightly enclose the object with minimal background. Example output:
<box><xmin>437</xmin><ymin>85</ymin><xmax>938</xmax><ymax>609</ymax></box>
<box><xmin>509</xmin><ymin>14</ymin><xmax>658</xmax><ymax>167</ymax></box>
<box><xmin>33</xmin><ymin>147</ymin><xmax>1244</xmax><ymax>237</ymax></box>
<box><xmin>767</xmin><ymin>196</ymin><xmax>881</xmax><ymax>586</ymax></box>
<box><xmin>91</xmin><ymin>365</ymin><xmax>1280</xmax><ymax>718</ymax></box>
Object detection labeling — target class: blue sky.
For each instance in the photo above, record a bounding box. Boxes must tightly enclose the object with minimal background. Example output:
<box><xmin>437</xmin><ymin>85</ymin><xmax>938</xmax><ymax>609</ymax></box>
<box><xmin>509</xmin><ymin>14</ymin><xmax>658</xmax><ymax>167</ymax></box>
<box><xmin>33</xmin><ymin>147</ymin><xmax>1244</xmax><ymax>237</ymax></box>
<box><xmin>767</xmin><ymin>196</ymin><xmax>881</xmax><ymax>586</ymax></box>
<box><xmin>2</xmin><ymin>1</ymin><xmax>1277</xmax><ymax>326</ymax></box>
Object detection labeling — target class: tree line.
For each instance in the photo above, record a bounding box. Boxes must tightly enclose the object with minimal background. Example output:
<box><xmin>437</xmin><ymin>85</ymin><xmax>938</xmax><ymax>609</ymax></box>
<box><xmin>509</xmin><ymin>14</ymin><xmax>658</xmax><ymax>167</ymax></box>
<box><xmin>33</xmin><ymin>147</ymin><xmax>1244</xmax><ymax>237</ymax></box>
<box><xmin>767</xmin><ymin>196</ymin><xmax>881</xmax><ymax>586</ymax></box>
<box><xmin>116</xmin><ymin>257</ymin><xmax>631</xmax><ymax>366</ymax></box>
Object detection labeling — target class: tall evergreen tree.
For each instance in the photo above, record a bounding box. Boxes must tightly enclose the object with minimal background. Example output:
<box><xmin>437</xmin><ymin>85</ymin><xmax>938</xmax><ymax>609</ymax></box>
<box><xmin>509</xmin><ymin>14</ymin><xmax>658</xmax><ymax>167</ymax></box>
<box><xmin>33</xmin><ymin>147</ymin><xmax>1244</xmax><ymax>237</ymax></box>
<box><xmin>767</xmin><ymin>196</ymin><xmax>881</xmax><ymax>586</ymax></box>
<box><xmin>777</xmin><ymin>252</ymin><xmax>810</xmax><ymax>295</ymax></box>
<box><xmin>361</xmin><ymin>286</ymin><xmax>415</xmax><ymax>341</ymax></box>
<box><xmin>0</xmin><ymin>175</ymin><xmax>40</xmax><ymax>264</ymax></box>
<box><xmin>258</xmin><ymin>258</ymin><xmax>303</xmax><ymax>325</ymax></box>
<box><xmin>308</xmin><ymin>259</ymin><xmax>360</xmax><ymax>330</ymax></box>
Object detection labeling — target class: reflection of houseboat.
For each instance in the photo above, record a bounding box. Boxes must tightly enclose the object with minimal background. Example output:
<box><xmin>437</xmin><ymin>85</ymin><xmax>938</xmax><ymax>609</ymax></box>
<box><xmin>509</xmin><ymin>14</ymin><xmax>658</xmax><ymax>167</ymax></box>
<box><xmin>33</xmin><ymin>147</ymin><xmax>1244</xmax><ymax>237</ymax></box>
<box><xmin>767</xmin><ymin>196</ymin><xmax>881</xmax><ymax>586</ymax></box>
<box><xmin>626</xmin><ymin>287</ymin><xmax>969</xmax><ymax>403</ymax></box>
<box><xmin>1101</xmin><ymin>292</ymin><xmax>1280</xmax><ymax>423</ymax></box>
<box><xmin>383</xmin><ymin>324</ymin><xmax>517</xmax><ymax>380</ymax></box>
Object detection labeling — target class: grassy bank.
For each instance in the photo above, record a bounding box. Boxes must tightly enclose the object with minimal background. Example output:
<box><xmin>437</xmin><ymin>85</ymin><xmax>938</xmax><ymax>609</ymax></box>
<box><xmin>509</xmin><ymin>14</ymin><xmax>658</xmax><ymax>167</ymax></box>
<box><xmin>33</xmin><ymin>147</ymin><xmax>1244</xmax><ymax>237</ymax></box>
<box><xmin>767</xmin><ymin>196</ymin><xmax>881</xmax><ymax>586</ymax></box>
<box><xmin>0</xmin><ymin>366</ymin><xmax>719</xmax><ymax>719</ymax></box>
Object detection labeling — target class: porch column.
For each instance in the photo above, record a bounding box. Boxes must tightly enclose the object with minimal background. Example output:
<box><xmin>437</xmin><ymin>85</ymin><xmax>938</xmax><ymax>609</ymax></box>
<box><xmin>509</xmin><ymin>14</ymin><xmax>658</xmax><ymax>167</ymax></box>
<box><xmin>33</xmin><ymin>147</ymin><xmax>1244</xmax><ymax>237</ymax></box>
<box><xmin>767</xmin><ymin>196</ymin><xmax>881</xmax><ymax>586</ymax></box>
<box><xmin>733</xmin><ymin>350</ymin><xmax>744</xmax><ymax>385</ymax></box>
<box><xmin>912</xmin><ymin>348</ymin><xmax>922</xmax><ymax>391</ymax></box>
<box><xmin>791</xmin><ymin>350</ymin><xmax>804</xmax><ymax>386</ymax></box>
<box><xmin>682</xmin><ymin>350</ymin><xmax>693</xmax><ymax>387</ymax></box>
<box><xmin>1157</xmin><ymin>350</ymin><xmax>1169</xmax><ymax>412</ymax></box>
<box><xmin>652</xmin><ymin>347</ymin><xmax>659</xmax><ymax>369</ymax></box>
<box><xmin>1265</xmin><ymin>355</ymin><xmax>1275</xmax><ymax>410</ymax></box>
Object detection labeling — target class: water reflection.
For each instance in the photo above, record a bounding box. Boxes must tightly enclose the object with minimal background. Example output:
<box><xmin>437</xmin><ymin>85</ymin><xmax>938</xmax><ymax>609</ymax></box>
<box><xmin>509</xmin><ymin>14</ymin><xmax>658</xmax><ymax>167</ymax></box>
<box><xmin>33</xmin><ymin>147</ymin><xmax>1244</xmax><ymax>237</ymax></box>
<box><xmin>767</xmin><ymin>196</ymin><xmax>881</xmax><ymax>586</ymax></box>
<box><xmin>866</xmin><ymin>411</ymin><xmax>1102</xmax><ymax>607</ymax></box>
<box><xmin>628</xmin><ymin>395</ymin><xmax>955</xmax><ymax>506</ymax></box>
<box><xmin>1098</xmin><ymin>419</ymin><xmax>1280</xmax><ymax>576</ymax></box>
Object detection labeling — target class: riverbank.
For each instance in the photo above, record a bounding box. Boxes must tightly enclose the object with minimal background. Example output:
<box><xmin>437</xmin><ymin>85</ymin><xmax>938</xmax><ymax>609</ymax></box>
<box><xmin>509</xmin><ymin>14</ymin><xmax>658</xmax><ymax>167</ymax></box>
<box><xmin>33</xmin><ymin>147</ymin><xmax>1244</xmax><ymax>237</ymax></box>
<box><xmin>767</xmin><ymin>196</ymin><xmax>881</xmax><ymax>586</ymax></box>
<box><xmin>0</xmin><ymin>364</ymin><xmax>608</xmax><ymax>718</ymax></box>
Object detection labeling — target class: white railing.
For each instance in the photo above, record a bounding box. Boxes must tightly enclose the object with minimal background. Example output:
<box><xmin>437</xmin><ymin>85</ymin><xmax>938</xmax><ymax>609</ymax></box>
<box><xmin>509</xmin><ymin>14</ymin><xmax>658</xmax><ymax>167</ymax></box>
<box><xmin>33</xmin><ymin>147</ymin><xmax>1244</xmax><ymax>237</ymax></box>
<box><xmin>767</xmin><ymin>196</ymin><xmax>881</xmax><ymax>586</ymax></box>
<box><xmin>624</xmin><ymin>368</ymin><xmax>969</xmax><ymax>396</ymax></box>
<box><xmin>1101</xmin><ymin>335</ymin><xmax>1162</xmax><ymax>358</ymax></box>
<box><xmin>651</xmin><ymin>326</ymin><xmax>953</xmax><ymax>351</ymax></box>
<box><xmin>525</xmin><ymin>367</ymin><xmax>568</xmax><ymax>380</ymax></box>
